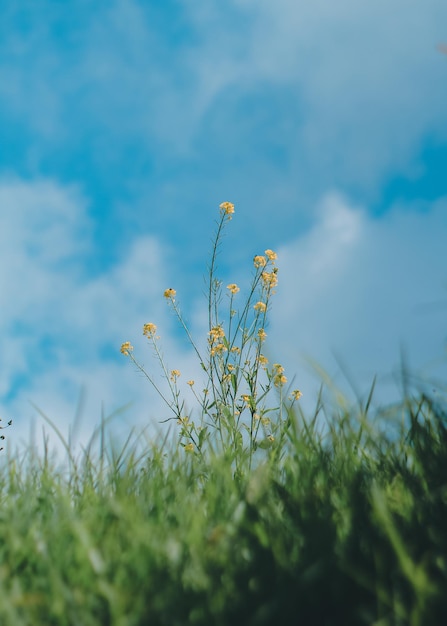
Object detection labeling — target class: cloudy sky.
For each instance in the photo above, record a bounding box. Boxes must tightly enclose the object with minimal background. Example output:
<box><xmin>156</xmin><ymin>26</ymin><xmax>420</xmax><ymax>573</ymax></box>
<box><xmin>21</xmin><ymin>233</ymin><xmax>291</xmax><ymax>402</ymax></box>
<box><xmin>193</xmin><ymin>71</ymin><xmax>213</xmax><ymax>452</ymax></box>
<box><xmin>1</xmin><ymin>1</ymin><xmax>446</xmax><ymax>451</ymax></box>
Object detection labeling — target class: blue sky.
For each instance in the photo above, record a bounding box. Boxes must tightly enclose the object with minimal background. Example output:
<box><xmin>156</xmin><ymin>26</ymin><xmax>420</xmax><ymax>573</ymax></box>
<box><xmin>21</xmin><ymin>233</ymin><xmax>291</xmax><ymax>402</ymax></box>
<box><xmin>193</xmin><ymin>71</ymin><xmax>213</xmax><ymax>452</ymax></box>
<box><xmin>1</xmin><ymin>0</ymin><xmax>446</xmax><ymax>450</ymax></box>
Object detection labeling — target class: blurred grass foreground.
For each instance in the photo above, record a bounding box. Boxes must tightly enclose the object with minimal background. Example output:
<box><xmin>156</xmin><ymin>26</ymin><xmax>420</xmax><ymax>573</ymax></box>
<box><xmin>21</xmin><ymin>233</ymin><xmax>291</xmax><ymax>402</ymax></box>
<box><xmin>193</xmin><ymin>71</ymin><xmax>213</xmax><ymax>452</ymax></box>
<box><xmin>0</xmin><ymin>204</ymin><xmax>446</xmax><ymax>625</ymax></box>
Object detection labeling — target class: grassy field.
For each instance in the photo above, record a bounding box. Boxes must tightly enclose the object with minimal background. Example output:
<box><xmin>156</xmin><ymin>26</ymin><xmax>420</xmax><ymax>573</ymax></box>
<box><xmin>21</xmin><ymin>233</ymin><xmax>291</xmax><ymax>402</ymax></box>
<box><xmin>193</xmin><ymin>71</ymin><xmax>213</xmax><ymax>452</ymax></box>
<box><xmin>1</xmin><ymin>203</ymin><xmax>445</xmax><ymax>625</ymax></box>
<box><xmin>0</xmin><ymin>388</ymin><xmax>446</xmax><ymax>625</ymax></box>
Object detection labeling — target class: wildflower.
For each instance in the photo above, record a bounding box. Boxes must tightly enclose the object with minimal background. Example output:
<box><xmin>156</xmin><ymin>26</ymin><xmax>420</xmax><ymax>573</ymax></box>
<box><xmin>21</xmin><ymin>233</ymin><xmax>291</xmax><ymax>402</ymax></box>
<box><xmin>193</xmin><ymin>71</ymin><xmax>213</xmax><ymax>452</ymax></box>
<box><xmin>241</xmin><ymin>394</ymin><xmax>250</xmax><ymax>403</ymax></box>
<box><xmin>261</xmin><ymin>417</ymin><xmax>271</xmax><ymax>426</ymax></box>
<box><xmin>258</xmin><ymin>355</ymin><xmax>268</xmax><ymax>366</ymax></box>
<box><xmin>273</xmin><ymin>374</ymin><xmax>287</xmax><ymax>387</ymax></box>
<box><xmin>187</xmin><ymin>380</ymin><xmax>195</xmax><ymax>386</ymax></box>
<box><xmin>267</xmin><ymin>434</ymin><xmax>275</xmax><ymax>442</ymax></box>
<box><xmin>184</xmin><ymin>443</ymin><xmax>195</xmax><ymax>453</ymax></box>
<box><xmin>170</xmin><ymin>369</ymin><xmax>181</xmax><ymax>382</ymax></box>
<box><xmin>253</xmin><ymin>413</ymin><xmax>261</xmax><ymax>420</ymax></box>
<box><xmin>254</xmin><ymin>301</ymin><xmax>267</xmax><ymax>313</ymax></box>
<box><xmin>261</xmin><ymin>271</ymin><xmax>278</xmax><ymax>288</ymax></box>
<box><xmin>227</xmin><ymin>364</ymin><xmax>235</xmax><ymax>372</ymax></box>
<box><xmin>177</xmin><ymin>416</ymin><xmax>189</xmax><ymax>425</ymax></box>
<box><xmin>257</xmin><ymin>328</ymin><xmax>267</xmax><ymax>342</ymax></box>
<box><xmin>164</xmin><ymin>288</ymin><xmax>176</xmax><ymax>299</ymax></box>
<box><xmin>253</xmin><ymin>255</ymin><xmax>267</xmax><ymax>268</ymax></box>
<box><xmin>265</xmin><ymin>249</ymin><xmax>277</xmax><ymax>261</ymax></box>
<box><xmin>273</xmin><ymin>363</ymin><xmax>285</xmax><ymax>374</ymax></box>
<box><xmin>120</xmin><ymin>341</ymin><xmax>133</xmax><ymax>356</ymax></box>
<box><xmin>291</xmin><ymin>389</ymin><xmax>303</xmax><ymax>401</ymax></box>
<box><xmin>209</xmin><ymin>325</ymin><xmax>225</xmax><ymax>343</ymax></box>
<box><xmin>210</xmin><ymin>343</ymin><xmax>227</xmax><ymax>356</ymax></box>
<box><xmin>226</xmin><ymin>283</ymin><xmax>240</xmax><ymax>294</ymax></box>
<box><xmin>143</xmin><ymin>322</ymin><xmax>157</xmax><ymax>338</ymax></box>
<box><xmin>219</xmin><ymin>201</ymin><xmax>235</xmax><ymax>217</ymax></box>
<box><xmin>231</xmin><ymin>346</ymin><xmax>241</xmax><ymax>354</ymax></box>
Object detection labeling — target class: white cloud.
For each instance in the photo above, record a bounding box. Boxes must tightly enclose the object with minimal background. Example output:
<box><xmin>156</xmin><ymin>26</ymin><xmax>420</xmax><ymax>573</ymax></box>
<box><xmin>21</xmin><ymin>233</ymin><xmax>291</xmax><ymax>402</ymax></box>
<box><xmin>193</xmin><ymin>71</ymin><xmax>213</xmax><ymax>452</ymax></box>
<box><xmin>0</xmin><ymin>177</ymin><xmax>196</xmax><ymax>453</ymax></box>
<box><xmin>1</xmin><ymin>1</ymin><xmax>445</xmax><ymax>197</ymax></box>
<box><xmin>186</xmin><ymin>0</ymin><xmax>447</xmax><ymax>188</ymax></box>
<box><xmin>269</xmin><ymin>193</ymin><xmax>447</xmax><ymax>409</ymax></box>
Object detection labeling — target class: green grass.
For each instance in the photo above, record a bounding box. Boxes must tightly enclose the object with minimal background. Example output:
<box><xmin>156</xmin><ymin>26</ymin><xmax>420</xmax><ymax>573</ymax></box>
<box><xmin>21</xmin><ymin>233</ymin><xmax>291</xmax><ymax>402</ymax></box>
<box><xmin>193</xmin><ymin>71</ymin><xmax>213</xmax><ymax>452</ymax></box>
<box><xmin>0</xmin><ymin>388</ymin><xmax>446</xmax><ymax>625</ymax></box>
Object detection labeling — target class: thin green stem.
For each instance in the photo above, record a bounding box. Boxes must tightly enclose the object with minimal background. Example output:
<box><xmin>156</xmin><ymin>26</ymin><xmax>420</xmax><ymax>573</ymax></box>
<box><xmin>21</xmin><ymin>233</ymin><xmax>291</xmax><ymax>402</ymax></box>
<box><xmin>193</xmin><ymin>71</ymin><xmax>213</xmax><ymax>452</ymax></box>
<box><xmin>169</xmin><ymin>298</ymin><xmax>206</xmax><ymax>371</ymax></box>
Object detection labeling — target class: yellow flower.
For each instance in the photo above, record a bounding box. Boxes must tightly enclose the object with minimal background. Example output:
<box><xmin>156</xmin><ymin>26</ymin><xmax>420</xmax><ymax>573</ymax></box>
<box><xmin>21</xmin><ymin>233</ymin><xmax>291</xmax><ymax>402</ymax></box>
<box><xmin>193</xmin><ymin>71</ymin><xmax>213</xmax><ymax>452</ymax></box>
<box><xmin>291</xmin><ymin>389</ymin><xmax>303</xmax><ymax>401</ymax></box>
<box><xmin>164</xmin><ymin>288</ymin><xmax>176</xmax><ymax>299</ymax></box>
<box><xmin>219</xmin><ymin>201</ymin><xmax>235</xmax><ymax>217</ymax></box>
<box><xmin>265</xmin><ymin>249</ymin><xmax>277</xmax><ymax>261</ymax></box>
<box><xmin>273</xmin><ymin>363</ymin><xmax>285</xmax><ymax>374</ymax></box>
<box><xmin>209</xmin><ymin>325</ymin><xmax>225</xmax><ymax>342</ymax></box>
<box><xmin>187</xmin><ymin>380</ymin><xmax>195</xmax><ymax>386</ymax></box>
<box><xmin>261</xmin><ymin>417</ymin><xmax>270</xmax><ymax>426</ymax></box>
<box><xmin>242</xmin><ymin>394</ymin><xmax>250</xmax><ymax>403</ymax></box>
<box><xmin>254</xmin><ymin>301</ymin><xmax>267</xmax><ymax>313</ymax></box>
<box><xmin>226</xmin><ymin>283</ymin><xmax>240</xmax><ymax>294</ymax></box>
<box><xmin>258</xmin><ymin>355</ymin><xmax>268</xmax><ymax>366</ymax></box>
<box><xmin>253</xmin><ymin>255</ymin><xmax>267</xmax><ymax>268</ymax></box>
<box><xmin>210</xmin><ymin>343</ymin><xmax>227</xmax><ymax>356</ymax></box>
<box><xmin>184</xmin><ymin>443</ymin><xmax>195</xmax><ymax>453</ymax></box>
<box><xmin>257</xmin><ymin>328</ymin><xmax>267</xmax><ymax>342</ymax></box>
<box><xmin>273</xmin><ymin>374</ymin><xmax>287</xmax><ymax>387</ymax></box>
<box><xmin>120</xmin><ymin>341</ymin><xmax>133</xmax><ymax>356</ymax></box>
<box><xmin>143</xmin><ymin>322</ymin><xmax>157</xmax><ymax>338</ymax></box>
<box><xmin>170</xmin><ymin>369</ymin><xmax>181</xmax><ymax>382</ymax></box>
<box><xmin>261</xmin><ymin>271</ymin><xmax>278</xmax><ymax>288</ymax></box>
<box><xmin>231</xmin><ymin>346</ymin><xmax>241</xmax><ymax>354</ymax></box>
<box><xmin>227</xmin><ymin>364</ymin><xmax>235</xmax><ymax>372</ymax></box>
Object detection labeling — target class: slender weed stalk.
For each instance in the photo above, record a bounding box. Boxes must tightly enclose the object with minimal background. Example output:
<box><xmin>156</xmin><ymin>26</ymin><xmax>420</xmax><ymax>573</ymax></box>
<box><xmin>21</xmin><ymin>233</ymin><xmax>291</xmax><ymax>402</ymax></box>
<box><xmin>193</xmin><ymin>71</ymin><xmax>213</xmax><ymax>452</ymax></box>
<box><xmin>0</xmin><ymin>417</ymin><xmax>12</xmax><ymax>452</ymax></box>
<box><xmin>121</xmin><ymin>202</ymin><xmax>302</xmax><ymax>472</ymax></box>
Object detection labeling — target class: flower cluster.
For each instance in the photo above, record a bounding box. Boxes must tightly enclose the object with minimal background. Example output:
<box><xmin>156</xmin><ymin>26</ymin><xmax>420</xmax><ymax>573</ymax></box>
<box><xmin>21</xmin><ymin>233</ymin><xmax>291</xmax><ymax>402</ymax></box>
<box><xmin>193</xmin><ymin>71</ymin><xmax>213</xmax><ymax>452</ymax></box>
<box><xmin>170</xmin><ymin>369</ymin><xmax>181</xmax><ymax>382</ymax></box>
<box><xmin>120</xmin><ymin>341</ymin><xmax>133</xmax><ymax>356</ymax></box>
<box><xmin>121</xmin><ymin>200</ymin><xmax>301</xmax><ymax>465</ymax></box>
<box><xmin>258</xmin><ymin>354</ymin><xmax>268</xmax><ymax>367</ymax></box>
<box><xmin>209</xmin><ymin>325</ymin><xmax>225</xmax><ymax>342</ymax></box>
<box><xmin>227</xmin><ymin>283</ymin><xmax>240</xmax><ymax>295</ymax></box>
<box><xmin>290</xmin><ymin>389</ymin><xmax>303</xmax><ymax>401</ymax></box>
<box><xmin>254</xmin><ymin>301</ymin><xmax>267</xmax><ymax>313</ymax></box>
<box><xmin>210</xmin><ymin>343</ymin><xmax>227</xmax><ymax>357</ymax></box>
<box><xmin>257</xmin><ymin>328</ymin><xmax>267</xmax><ymax>342</ymax></box>
<box><xmin>208</xmin><ymin>325</ymin><xmax>227</xmax><ymax>357</ymax></box>
<box><xmin>272</xmin><ymin>363</ymin><xmax>287</xmax><ymax>387</ymax></box>
<box><xmin>253</xmin><ymin>255</ymin><xmax>267</xmax><ymax>269</ymax></box>
<box><xmin>219</xmin><ymin>201</ymin><xmax>235</xmax><ymax>218</ymax></box>
<box><xmin>143</xmin><ymin>323</ymin><xmax>157</xmax><ymax>338</ymax></box>
<box><xmin>261</xmin><ymin>270</ymin><xmax>278</xmax><ymax>289</ymax></box>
